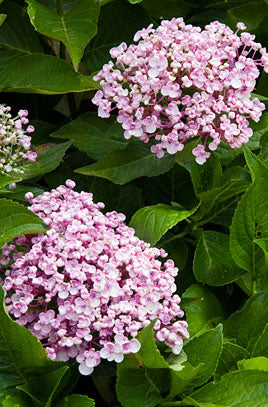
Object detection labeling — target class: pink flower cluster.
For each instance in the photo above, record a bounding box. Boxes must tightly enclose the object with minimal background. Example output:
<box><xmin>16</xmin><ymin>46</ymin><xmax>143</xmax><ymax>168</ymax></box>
<box><xmin>92</xmin><ymin>19</ymin><xmax>267</xmax><ymax>164</ymax></box>
<box><xmin>0</xmin><ymin>105</ymin><xmax>37</xmax><ymax>177</ymax></box>
<box><xmin>0</xmin><ymin>181</ymin><xmax>188</xmax><ymax>375</ymax></box>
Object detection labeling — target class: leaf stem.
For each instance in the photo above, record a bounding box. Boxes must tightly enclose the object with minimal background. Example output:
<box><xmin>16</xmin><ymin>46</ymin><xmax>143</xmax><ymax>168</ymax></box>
<box><xmin>161</xmin><ymin>230</ymin><xmax>189</xmax><ymax>246</ymax></box>
<box><xmin>56</xmin><ymin>0</ymin><xmax>63</xmax><ymax>16</ymax></box>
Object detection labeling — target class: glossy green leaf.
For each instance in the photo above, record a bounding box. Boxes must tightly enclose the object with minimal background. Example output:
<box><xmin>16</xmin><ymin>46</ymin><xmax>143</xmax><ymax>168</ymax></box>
<box><xmin>75</xmin><ymin>143</ymin><xmax>174</xmax><ymax>184</ymax></box>
<box><xmin>0</xmin><ymin>285</ymin><xmax>62</xmax><ymax>389</ymax></box>
<box><xmin>142</xmin><ymin>0</ymin><xmax>193</xmax><ymax>19</ymax></box>
<box><xmin>170</xmin><ymin>326</ymin><xmax>223</xmax><ymax>397</ymax></box>
<box><xmin>252</xmin><ymin>323</ymin><xmax>268</xmax><ymax>358</ymax></box>
<box><xmin>230</xmin><ymin>149</ymin><xmax>268</xmax><ymax>279</ymax></box>
<box><xmin>214</xmin><ymin>342</ymin><xmax>250</xmax><ymax>380</ymax></box>
<box><xmin>193</xmin><ymin>166</ymin><xmax>250</xmax><ymax>221</ymax></box>
<box><xmin>238</xmin><ymin>356</ymin><xmax>268</xmax><ymax>371</ymax></box>
<box><xmin>183</xmin><ymin>369</ymin><xmax>268</xmax><ymax>406</ymax></box>
<box><xmin>17</xmin><ymin>366</ymin><xmax>69</xmax><ymax>407</ymax></box>
<box><xmin>18</xmin><ymin>141</ymin><xmax>72</xmax><ymax>180</ymax></box>
<box><xmin>51</xmin><ymin>112</ymin><xmax>127</xmax><ymax>160</ymax></box>
<box><xmin>0</xmin><ymin>185</ymin><xmax>44</xmax><ymax>201</ymax></box>
<box><xmin>2</xmin><ymin>393</ymin><xmax>32</xmax><ymax>407</ymax></box>
<box><xmin>0</xmin><ymin>54</ymin><xmax>97</xmax><ymax>94</ymax></box>
<box><xmin>194</xmin><ymin>231</ymin><xmax>244</xmax><ymax>286</ymax></box>
<box><xmin>225</xmin><ymin>1</ymin><xmax>267</xmax><ymax>30</ymax></box>
<box><xmin>182</xmin><ymin>284</ymin><xmax>224</xmax><ymax>337</ymax></box>
<box><xmin>129</xmin><ymin>204</ymin><xmax>197</xmax><ymax>246</ymax></box>
<box><xmin>225</xmin><ymin>291</ymin><xmax>268</xmax><ymax>352</ymax></box>
<box><xmin>190</xmin><ymin>154</ymin><xmax>222</xmax><ymax>196</ymax></box>
<box><xmin>0</xmin><ymin>14</ymin><xmax>6</xmax><ymax>25</ymax></box>
<box><xmin>0</xmin><ymin>0</ymin><xmax>42</xmax><ymax>57</ymax></box>
<box><xmin>83</xmin><ymin>0</ymin><xmax>151</xmax><ymax>71</ymax></box>
<box><xmin>26</xmin><ymin>0</ymin><xmax>99</xmax><ymax>69</ymax></box>
<box><xmin>0</xmin><ymin>199</ymin><xmax>48</xmax><ymax>247</ymax></box>
<box><xmin>116</xmin><ymin>321</ymin><xmax>167</xmax><ymax>407</ymax></box>
<box><xmin>0</xmin><ymin>173</ymin><xmax>22</xmax><ymax>188</ymax></box>
<box><xmin>56</xmin><ymin>394</ymin><xmax>95</xmax><ymax>407</ymax></box>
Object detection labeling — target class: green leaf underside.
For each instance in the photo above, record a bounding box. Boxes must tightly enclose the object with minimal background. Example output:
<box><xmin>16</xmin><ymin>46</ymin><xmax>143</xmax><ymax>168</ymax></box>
<box><xmin>75</xmin><ymin>143</ymin><xmax>174</xmax><ymax>184</ymax></box>
<box><xmin>26</xmin><ymin>0</ymin><xmax>99</xmax><ymax>69</ymax></box>
<box><xmin>51</xmin><ymin>112</ymin><xmax>127</xmax><ymax>160</ymax></box>
<box><xmin>194</xmin><ymin>231</ymin><xmax>244</xmax><ymax>286</ymax></box>
<box><xmin>129</xmin><ymin>204</ymin><xmax>197</xmax><ymax>246</ymax></box>
<box><xmin>0</xmin><ymin>199</ymin><xmax>48</xmax><ymax>247</ymax></box>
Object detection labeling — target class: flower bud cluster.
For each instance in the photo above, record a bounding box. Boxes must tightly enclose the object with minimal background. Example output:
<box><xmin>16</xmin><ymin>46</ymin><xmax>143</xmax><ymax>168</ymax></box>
<box><xmin>92</xmin><ymin>19</ymin><xmax>267</xmax><ymax>164</ymax></box>
<box><xmin>0</xmin><ymin>105</ymin><xmax>37</xmax><ymax>175</ymax></box>
<box><xmin>0</xmin><ymin>180</ymin><xmax>188</xmax><ymax>375</ymax></box>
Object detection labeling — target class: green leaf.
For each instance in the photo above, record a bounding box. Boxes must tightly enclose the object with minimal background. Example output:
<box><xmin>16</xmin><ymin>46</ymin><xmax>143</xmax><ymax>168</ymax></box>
<box><xmin>190</xmin><ymin>155</ymin><xmax>222</xmax><ymax>196</ymax></box>
<box><xmin>26</xmin><ymin>0</ymin><xmax>99</xmax><ymax>69</ymax></box>
<box><xmin>0</xmin><ymin>185</ymin><xmax>44</xmax><ymax>201</ymax></box>
<box><xmin>170</xmin><ymin>326</ymin><xmax>223</xmax><ymax>396</ymax></box>
<box><xmin>192</xmin><ymin>166</ymin><xmax>250</xmax><ymax>221</ymax></box>
<box><xmin>18</xmin><ymin>141</ymin><xmax>72</xmax><ymax>180</ymax></box>
<box><xmin>194</xmin><ymin>231</ymin><xmax>244</xmax><ymax>286</ymax></box>
<box><xmin>0</xmin><ymin>0</ymin><xmax>42</xmax><ymax>56</ymax></box>
<box><xmin>129</xmin><ymin>204</ymin><xmax>197</xmax><ymax>246</ymax></box>
<box><xmin>0</xmin><ymin>54</ymin><xmax>97</xmax><ymax>94</ymax></box>
<box><xmin>0</xmin><ymin>199</ymin><xmax>48</xmax><ymax>247</ymax></box>
<box><xmin>83</xmin><ymin>0</ymin><xmax>151</xmax><ymax>71</ymax></box>
<box><xmin>142</xmin><ymin>0</ymin><xmax>193</xmax><ymax>19</ymax></box>
<box><xmin>128</xmin><ymin>0</ymin><xmax>143</xmax><ymax>3</ymax></box>
<box><xmin>0</xmin><ymin>285</ymin><xmax>62</xmax><ymax>389</ymax></box>
<box><xmin>252</xmin><ymin>323</ymin><xmax>268</xmax><ymax>358</ymax></box>
<box><xmin>214</xmin><ymin>342</ymin><xmax>250</xmax><ymax>380</ymax></box>
<box><xmin>75</xmin><ymin>143</ymin><xmax>174</xmax><ymax>184</ymax></box>
<box><xmin>51</xmin><ymin>112</ymin><xmax>127</xmax><ymax>160</ymax></box>
<box><xmin>225</xmin><ymin>1</ymin><xmax>267</xmax><ymax>31</ymax></box>
<box><xmin>224</xmin><ymin>291</ymin><xmax>268</xmax><ymax>352</ymax></box>
<box><xmin>238</xmin><ymin>356</ymin><xmax>268</xmax><ymax>371</ymax></box>
<box><xmin>182</xmin><ymin>284</ymin><xmax>224</xmax><ymax>337</ymax></box>
<box><xmin>0</xmin><ymin>173</ymin><xmax>22</xmax><ymax>188</ymax></box>
<box><xmin>2</xmin><ymin>393</ymin><xmax>32</xmax><ymax>407</ymax></box>
<box><xmin>183</xmin><ymin>369</ymin><xmax>268</xmax><ymax>406</ymax></box>
<box><xmin>230</xmin><ymin>149</ymin><xmax>268</xmax><ymax>280</ymax></box>
<box><xmin>56</xmin><ymin>394</ymin><xmax>95</xmax><ymax>407</ymax></box>
<box><xmin>116</xmin><ymin>321</ymin><xmax>167</xmax><ymax>407</ymax></box>
<box><xmin>17</xmin><ymin>366</ymin><xmax>69</xmax><ymax>407</ymax></box>
<box><xmin>0</xmin><ymin>14</ymin><xmax>6</xmax><ymax>26</ymax></box>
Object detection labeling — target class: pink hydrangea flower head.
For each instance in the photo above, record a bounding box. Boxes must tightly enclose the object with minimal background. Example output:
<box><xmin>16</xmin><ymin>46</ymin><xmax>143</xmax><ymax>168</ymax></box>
<box><xmin>0</xmin><ymin>104</ymin><xmax>37</xmax><ymax>177</ymax></box>
<box><xmin>0</xmin><ymin>180</ymin><xmax>188</xmax><ymax>375</ymax></box>
<box><xmin>92</xmin><ymin>18</ymin><xmax>267</xmax><ymax>165</ymax></box>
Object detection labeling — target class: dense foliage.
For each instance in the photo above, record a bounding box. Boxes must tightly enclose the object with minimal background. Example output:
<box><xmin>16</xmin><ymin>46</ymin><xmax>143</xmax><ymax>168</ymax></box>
<box><xmin>0</xmin><ymin>0</ymin><xmax>268</xmax><ymax>406</ymax></box>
